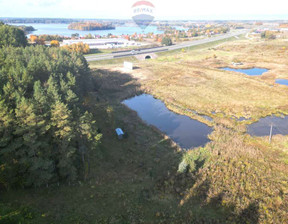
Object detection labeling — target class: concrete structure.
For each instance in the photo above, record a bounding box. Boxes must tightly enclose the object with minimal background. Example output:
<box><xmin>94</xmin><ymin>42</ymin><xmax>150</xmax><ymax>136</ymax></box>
<box><xmin>123</xmin><ymin>61</ymin><xmax>134</xmax><ymax>70</ymax></box>
<box><xmin>62</xmin><ymin>38</ymin><xmax>139</xmax><ymax>49</ymax></box>
<box><xmin>135</xmin><ymin>53</ymin><xmax>157</xmax><ymax>60</ymax></box>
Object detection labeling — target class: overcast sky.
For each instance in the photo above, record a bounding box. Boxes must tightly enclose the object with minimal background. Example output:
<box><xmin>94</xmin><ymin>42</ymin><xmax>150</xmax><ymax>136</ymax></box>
<box><xmin>0</xmin><ymin>0</ymin><xmax>288</xmax><ymax>20</ymax></box>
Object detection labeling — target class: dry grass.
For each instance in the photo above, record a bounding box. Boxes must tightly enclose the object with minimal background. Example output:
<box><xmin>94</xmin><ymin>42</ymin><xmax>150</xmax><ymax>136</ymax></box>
<box><xmin>179</xmin><ymin>127</ymin><xmax>288</xmax><ymax>223</ymax></box>
<box><xmin>89</xmin><ymin>38</ymin><xmax>288</xmax><ymax>223</ymax></box>
<box><xmin>92</xmin><ymin>39</ymin><xmax>288</xmax><ymax>126</ymax></box>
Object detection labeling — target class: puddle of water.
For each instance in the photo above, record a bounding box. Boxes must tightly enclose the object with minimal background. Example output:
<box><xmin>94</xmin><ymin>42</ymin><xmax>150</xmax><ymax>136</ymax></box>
<box><xmin>123</xmin><ymin>94</ymin><xmax>213</xmax><ymax>149</ymax></box>
<box><xmin>247</xmin><ymin>115</ymin><xmax>288</xmax><ymax>136</ymax></box>
<box><xmin>221</xmin><ymin>67</ymin><xmax>268</xmax><ymax>76</ymax></box>
<box><xmin>202</xmin><ymin>115</ymin><xmax>213</xmax><ymax>122</ymax></box>
<box><xmin>275</xmin><ymin>79</ymin><xmax>288</xmax><ymax>86</ymax></box>
<box><xmin>231</xmin><ymin>116</ymin><xmax>251</xmax><ymax>122</ymax></box>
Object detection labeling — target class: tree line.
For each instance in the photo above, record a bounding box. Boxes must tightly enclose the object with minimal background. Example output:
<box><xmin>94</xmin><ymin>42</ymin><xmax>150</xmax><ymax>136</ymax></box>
<box><xmin>0</xmin><ymin>23</ymin><xmax>101</xmax><ymax>188</ymax></box>
<box><xmin>68</xmin><ymin>22</ymin><xmax>115</xmax><ymax>31</ymax></box>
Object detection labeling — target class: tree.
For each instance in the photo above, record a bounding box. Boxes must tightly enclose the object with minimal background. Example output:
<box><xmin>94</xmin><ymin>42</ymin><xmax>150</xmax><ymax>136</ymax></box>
<box><xmin>50</xmin><ymin>101</ymin><xmax>77</xmax><ymax>182</ymax></box>
<box><xmin>62</xmin><ymin>42</ymin><xmax>90</xmax><ymax>54</ymax></box>
<box><xmin>50</xmin><ymin>40</ymin><xmax>60</xmax><ymax>47</ymax></box>
<box><xmin>0</xmin><ymin>96</ymin><xmax>15</xmax><ymax>188</ymax></box>
<box><xmin>261</xmin><ymin>31</ymin><xmax>276</xmax><ymax>40</ymax></box>
<box><xmin>29</xmin><ymin>35</ymin><xmax>38</xmax><ymax>43</ymax></box>
<box><xmin>71</xmin><ymin>33</ymin><xmax>80</xmax><ymax>39</ymax></box>
<box><xmin>161</xmin><ymin>36</ymin><xmax>172</xmax><ymax>46</ymax></box>
<box><xmin>33</xmin><ymin>81</ymin><xmax>48</xmax><ymax>114</ymax></box>
<box><xmin>76</xmin><ymin>111</ymin><xmax>102</xmax><ymax>179</ymax></box>
<box><xmin>0</xmin><ymin>24</ymin><xmax>27</xmax><ymax>48</ymax></box>
<box><xmin>14</xmin><ymin>97</ymin><xmax>53</xmax><ymax>187</ymax></box>
<box><xmin>0</xmin><ymin>45</ymin><xmax>100</xmax><ymax>187</ymax></box>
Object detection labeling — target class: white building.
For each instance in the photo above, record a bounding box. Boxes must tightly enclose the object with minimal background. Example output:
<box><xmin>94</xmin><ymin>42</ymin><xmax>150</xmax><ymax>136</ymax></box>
<box><xmin>62</xmin><ymin>38</ymin><xmax>139</xmax><ymax>49</ymax></box>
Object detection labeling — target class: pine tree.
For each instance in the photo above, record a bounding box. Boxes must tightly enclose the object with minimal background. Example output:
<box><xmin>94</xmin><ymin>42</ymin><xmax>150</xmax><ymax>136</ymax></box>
<box><xmin>50</xmin><ymin>101</ymin><xmax>77</xmax><ymax>182</ymax></box>
<box><xmin>47</xmin><ymin>75</ymin><xmax>61</xmax><ymax>103</ymax></box>
<box><xmin>76</xmin><ymin>111</ymin><xmax>102</xmax><ymax>179</ymax></box>
<box><xmin>33</xmin><ymin>81</ymin><xmax>48</xmax><ymax>114</ymax></box>
<box><xmin>14</xmin><ymin>97</ymin><xmax>54</xmax><ymax>187</ymax></box>
<box><xmin>0</xmin><ymin>96</ymin><xmax>15</xmax><ymax>188</ymax></box>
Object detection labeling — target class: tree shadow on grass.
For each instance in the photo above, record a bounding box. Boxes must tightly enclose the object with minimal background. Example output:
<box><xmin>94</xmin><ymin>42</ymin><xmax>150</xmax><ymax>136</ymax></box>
<box><xmin>178</xmin><ymin>180</ymin><xmax>261</xmax><ymax>224</ymax></box>
<box><xmin>91</xmin><ymin>68</ymin><xmax>143</xmax><ymax>103</ymax></box>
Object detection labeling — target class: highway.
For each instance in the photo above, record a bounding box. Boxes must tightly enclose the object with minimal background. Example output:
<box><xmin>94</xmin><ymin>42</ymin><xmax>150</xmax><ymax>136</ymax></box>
<box><xmin>85</xmin><ymin>30</ymin><xmax>248</xmax><ymax>62</ymax></box>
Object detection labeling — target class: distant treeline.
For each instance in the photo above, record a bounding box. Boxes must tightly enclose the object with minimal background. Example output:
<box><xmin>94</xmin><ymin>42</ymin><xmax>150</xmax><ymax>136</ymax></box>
<box><xmin>15</xmin><ymin>25</ymin><xmax>36</xmax><ymax>33</ymax></box>
<box><xmin>33</xmin><ymin>34</ymin><xmax>68</xmax><ymax>42</ymax></box>
<box><xmin>68</xmin><ymin>22</ymin><xmax>115</xmax><ymax>31</ymax></box>
<box><xmin>0</xmin><ymin>18</ymin><xmax>78</xmax><ymax>24</ymax></box>
<box><xmin>0</xmin><ymin>18</ymin><xmax>127</xmax><ymax>25</ymax></box>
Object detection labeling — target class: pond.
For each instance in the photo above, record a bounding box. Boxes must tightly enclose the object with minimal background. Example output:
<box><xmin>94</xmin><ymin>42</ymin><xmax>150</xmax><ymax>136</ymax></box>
<box><xmin>275</xmin><ymin>79</ymin><xmax>288</xmax><ymax>86</ymax></box>
<box><xmin>247</xmin><ymin>115</ymin><xmax>288</xmax><ymax>136</ymax></box>
<box><xmin>221</xmin><ymin>67</ymin><xmax>268</xmax><ymax>76</ymax></box>
<box><xmin>123</xmin><ymin>94</ymin><xmax>213</xmax><ymax>149</ymax></box>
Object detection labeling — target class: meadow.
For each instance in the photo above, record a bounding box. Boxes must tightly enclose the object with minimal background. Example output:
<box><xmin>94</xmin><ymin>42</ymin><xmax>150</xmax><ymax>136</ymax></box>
<box><xmin>2</xmin><ymin>37</ymin><xmax>288</xmax><ymax>223</ymax></box>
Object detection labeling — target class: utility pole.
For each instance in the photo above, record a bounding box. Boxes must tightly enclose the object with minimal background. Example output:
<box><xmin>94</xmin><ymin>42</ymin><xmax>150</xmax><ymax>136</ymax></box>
<box><xmin>269</xmin><ymin>123</ymin><xmax>273</xmax><ymax>144</ymax></box>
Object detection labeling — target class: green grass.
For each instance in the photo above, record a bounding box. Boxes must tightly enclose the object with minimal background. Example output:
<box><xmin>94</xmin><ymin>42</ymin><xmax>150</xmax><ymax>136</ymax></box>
<box><xmin>89</xmin><ymin>56</ymin><xmax>138</xmax><ymax>68</ymax></box>
<box><xmin>85</xmin><ymin>49</ymin><xmax>114</xmax><ymax>56</ymax></box>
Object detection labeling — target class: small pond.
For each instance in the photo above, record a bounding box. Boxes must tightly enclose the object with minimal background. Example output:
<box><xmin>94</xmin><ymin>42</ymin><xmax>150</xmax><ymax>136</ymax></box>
<box><xmin>275</xmin><ymin>79</ymin><xmax>288</xmax><ymax>86</ymax></box>
<box><xmin>247</xmin><ymin>115</ymin><xmax>288</xmax><ymax>136</ymax></box>
<box><xmin>123</xmin><ymin>94</ymin><xmax>213</xmax><ymax>149</ymax></box>
<box><xmin>221</xmin><ymin>67</ymin><xmax>268</xmax><ymax>76</ymax></box>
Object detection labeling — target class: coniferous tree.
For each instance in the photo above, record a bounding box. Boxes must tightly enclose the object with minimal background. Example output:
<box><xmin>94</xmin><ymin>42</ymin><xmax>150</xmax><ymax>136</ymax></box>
<box><xmin>0</xmin><ymin>24</ymin><xmax>27</xmax><ymax>48</ymax></box>
<box><xmin>14</xmin><ymin>97</ymin><xmax>53</xmax><ymax>186</ymax></box>
<box><xmin>50</xmin><ymin>101</ymin><xmax>77</xmax><ymax>181</ymax></box>
<box><xmin>0</xmin><ymin>96</ymin><xmax>15</xmax><ymax>187</ymax></box>
<box><xmin>0</xmin><ymin>35</ymin><xmax>102</xmax><ymax>187</ymax></box>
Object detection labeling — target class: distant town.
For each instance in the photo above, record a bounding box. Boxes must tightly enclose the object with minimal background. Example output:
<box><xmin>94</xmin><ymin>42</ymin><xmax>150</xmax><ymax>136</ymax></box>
<box><xmin>2</xmin><ymin>18</ymin><xmax>288</xmax><ymax>53</ymax></box>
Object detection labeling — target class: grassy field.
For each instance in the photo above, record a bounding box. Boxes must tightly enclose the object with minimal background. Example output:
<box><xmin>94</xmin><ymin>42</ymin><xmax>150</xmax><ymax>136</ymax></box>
<box><xmin>2</xmin><ymin>37</ymin><xmax>288</xmax><ymax>223</ymax></box>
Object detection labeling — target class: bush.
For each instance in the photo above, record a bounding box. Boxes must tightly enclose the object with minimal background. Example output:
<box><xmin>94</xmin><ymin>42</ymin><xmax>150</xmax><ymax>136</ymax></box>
<box><xmin>50</xmin><ymin>40</ymin><xmax>60</xmax><ymax>47</ymax></box>
<box><xmin>178</xmin><ymin>148</ymin><xmax>210</xmax><ymax>173</ymax></box>
<box><xmin>161</xmin><ymin>37</ymin><xmax>172</xmax><ymax>46</ymax></box>
<box><xmin>0</xmin><ymin>203</ymin><xmax>35</xmax><ymax>224</ymax></box>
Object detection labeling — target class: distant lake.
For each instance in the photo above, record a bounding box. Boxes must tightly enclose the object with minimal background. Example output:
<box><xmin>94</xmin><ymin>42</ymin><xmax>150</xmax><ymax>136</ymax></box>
<box><xmin>10</xmin><ymin>23</ymin><xmax>164</xmax><ymax>37</ymax></box>
<box><xmin>221</xmin><ymin>67</ymin><xmax>268</xmax><ymax>76</ymax></box>
<box><xmin>275</xmin><ymin>79</ymin><xmax>288</xmax><ymax>86</ymax></box>
<box><xmin>123</xmin><ymin>94</ymin><xmax>213</xmax><ymax>149</ymax></box>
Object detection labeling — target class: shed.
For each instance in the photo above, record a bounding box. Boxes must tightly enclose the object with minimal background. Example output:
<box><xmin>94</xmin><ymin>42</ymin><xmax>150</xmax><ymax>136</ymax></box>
<box><xmin>115</xmin><ymin>128</ymin><xmax>124</xmax><ymax>139</ymax></box>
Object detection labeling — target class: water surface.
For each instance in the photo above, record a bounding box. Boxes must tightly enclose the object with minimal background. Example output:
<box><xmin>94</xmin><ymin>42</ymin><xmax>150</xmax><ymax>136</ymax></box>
<box><xmin>221</xmin><ymin>67</ymin><xmax>268</xmax><ymax>76</ymax></box>
<box><xmin>10</xmin><ymin>23</ymin><xmax>163</xmax><ymax>37</ymax></box>
<box><xmin>275</xmin><ymin>79</ymin><xmax>288</xmax><ymax>86</ymax></box>
<box><xmin>123</xmin><ymin>94</ymin><xmax>213</xmax><ymax>149</ymax></box>
<box><xmin>247</xmin><ymin>115</ymin><xmax>288</xmax><ymax>136</ymax></box>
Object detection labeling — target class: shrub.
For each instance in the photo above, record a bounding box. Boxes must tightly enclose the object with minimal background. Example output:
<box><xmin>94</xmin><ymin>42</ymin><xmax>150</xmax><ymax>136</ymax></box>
<box><xmin>161</xmin><ymin>37</ymin><xmax>172</xmax><ymax>46</ymax></box>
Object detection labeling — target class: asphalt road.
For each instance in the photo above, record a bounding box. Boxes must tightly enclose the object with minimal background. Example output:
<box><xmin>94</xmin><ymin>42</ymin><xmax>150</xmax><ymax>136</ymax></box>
<box><xmin>85</xmin><ymin>30</ymin><xmax>248</xmax><ymax>62</ymax></box>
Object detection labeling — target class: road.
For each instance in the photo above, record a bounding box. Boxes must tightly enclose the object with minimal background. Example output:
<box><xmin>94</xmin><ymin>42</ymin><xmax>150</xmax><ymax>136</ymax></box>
<box><xmin>85</xmin><ymin>30</ymin><xmax>248</xmax><ymax>62</ymax></box>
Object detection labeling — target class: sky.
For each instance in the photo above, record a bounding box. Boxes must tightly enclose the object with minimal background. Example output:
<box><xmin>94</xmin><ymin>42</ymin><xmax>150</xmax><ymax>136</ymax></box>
<box><xmin>0</xmin><ymin>0</ymin><xmax>288</xmax><ymax>20</ymax></box>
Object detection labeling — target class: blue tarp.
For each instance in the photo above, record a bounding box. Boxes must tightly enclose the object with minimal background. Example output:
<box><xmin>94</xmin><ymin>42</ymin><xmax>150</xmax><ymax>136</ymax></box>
<box><xmin>115</xmin><ymin>128</ymin><xmax>124</xmax><ymax>136</ymax></box>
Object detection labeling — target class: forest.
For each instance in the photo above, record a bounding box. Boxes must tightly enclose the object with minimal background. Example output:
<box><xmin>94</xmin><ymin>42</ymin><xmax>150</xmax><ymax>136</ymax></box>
<box><xmin>0</xmin><ymin>23</ymin><xmax>102</xmax><ymax>189</ymax></box>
